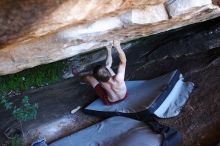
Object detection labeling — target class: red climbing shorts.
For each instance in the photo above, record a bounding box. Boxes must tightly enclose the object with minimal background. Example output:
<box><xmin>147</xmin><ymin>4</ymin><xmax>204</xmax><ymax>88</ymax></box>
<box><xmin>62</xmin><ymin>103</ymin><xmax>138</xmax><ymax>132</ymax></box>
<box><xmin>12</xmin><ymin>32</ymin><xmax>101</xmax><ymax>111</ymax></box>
<box><xmin>95</xmin><ymin>84</ymin><xmax>128</xmax><ymax>106</ymax></box>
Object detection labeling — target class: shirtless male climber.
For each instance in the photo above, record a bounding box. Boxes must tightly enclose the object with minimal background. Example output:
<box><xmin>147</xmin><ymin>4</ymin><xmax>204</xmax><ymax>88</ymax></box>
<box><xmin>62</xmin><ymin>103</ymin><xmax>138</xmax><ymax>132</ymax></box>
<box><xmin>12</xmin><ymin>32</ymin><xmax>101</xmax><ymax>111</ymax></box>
<box><xmin>73</xmin><ymin>40</ymin><xmax>127</xmax><ymax>105</ymax></box>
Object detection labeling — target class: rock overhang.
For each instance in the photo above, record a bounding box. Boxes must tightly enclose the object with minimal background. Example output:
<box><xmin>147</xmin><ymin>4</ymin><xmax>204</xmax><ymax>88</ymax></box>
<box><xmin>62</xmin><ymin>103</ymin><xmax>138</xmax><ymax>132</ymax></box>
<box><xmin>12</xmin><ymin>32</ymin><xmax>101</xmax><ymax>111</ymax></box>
<box><xmin>0</xmin><ymin>0</ymin><xmax>219</xmax><ymax>75</ymax></box>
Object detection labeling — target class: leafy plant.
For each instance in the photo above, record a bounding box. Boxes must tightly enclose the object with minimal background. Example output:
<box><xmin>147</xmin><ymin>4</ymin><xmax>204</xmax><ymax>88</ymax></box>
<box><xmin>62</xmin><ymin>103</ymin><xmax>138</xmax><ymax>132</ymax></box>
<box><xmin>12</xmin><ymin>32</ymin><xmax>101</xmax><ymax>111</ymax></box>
<box><xmin>0</xmin><ymin>95</ymin><xmax>38</xmax><ymax>122</ymax></box>
<box><xmin>11</xmin><ymin>135</ymin><xmax>24</xmax><ymax>146</ymax></box>
<box><xmin>1</xmin><ymin>95</ymin><xmax>38</xmax><ymax>144</ymax></box>
<box><xmin>12</xmin><ymin>96</ymin><xmax>38</xmax><ymax>122</ymax></box>
<box><xmin>0</xmin><ymin>93</ymin><xmax>13</xmax><ymax>110</ymax></box>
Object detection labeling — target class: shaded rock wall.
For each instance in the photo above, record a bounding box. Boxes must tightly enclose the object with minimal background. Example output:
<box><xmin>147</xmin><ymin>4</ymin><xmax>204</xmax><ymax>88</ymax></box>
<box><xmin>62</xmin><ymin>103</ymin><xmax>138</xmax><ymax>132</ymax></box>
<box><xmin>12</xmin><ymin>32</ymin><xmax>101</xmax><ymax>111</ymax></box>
<box><xmin>65</xmin><ymin>17</ymin><xmax>220</xmax><ymax>79</ymax></box>
<box><xmin>0</xmin><ymin>0</ymin><xmax>219</xmax><ymax>75</ymax></box>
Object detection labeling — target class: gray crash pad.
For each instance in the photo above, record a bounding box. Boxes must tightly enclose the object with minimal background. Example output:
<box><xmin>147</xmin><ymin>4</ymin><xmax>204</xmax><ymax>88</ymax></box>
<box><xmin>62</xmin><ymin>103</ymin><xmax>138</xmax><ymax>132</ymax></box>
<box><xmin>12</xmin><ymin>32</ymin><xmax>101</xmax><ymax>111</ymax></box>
<box><xmin>50</xmin><ymin>116</ymin><xmax>162</xmax><ymax>146</ymax></box>
<box><xmin>84</xmin><ymin>70</ymin><xmax>194</xmax><ymax>118</ymax></box>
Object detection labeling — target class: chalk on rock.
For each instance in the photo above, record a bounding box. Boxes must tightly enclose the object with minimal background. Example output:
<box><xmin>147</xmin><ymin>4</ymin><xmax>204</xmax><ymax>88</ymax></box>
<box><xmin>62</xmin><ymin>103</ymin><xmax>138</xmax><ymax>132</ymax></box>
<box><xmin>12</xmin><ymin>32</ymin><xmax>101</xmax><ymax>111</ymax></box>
<box><xmin>71</xmin><ymin>106</ymin><xmax>81</xmax><ymax>114</ymax></box>
<box><xmin>166</xmin><ymin>0</ymin><xmax>213</xmax><ymax>17</ymax></box>
<box><xmin>120</xmin><ymin>4</ymin><xmax>168</xmax><ymax>25</ymax></box>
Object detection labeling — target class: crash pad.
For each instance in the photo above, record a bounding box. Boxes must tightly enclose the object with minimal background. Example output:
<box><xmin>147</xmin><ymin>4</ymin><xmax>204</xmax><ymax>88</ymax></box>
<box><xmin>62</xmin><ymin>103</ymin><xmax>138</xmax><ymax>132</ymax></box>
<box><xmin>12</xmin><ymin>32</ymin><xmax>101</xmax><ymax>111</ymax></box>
<box><xmin>84</xmin><ymin>70</ymin><xmax>194</xmax><ymax>118</ymax></box>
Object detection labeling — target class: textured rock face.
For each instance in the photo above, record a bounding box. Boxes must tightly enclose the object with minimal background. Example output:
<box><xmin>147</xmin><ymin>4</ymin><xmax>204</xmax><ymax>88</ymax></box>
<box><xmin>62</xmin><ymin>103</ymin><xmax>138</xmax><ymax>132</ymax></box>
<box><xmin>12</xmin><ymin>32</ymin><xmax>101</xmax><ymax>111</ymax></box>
<box><xmin>0</xmin><ymin>0</ymin><xmax>219</xmax><ymax>75</ymax></box>
<box><xmin>166</xmin><ymin>0</ymin><xmax>213</xmax><ymax>17</ymax></box>
<box><xmin>64</xmin><ymin>17</ymin><xmax>220</xmax><ymax>79</ymax></box>
<box><xmin>0</xmin><ymin>0</ymin><xmax>165</xmax><ymax>46</ymax></box>
<box><xmin>120</xmin><ymin>4</ymin><xmax>168</xmax><ymax>24</ymax></box>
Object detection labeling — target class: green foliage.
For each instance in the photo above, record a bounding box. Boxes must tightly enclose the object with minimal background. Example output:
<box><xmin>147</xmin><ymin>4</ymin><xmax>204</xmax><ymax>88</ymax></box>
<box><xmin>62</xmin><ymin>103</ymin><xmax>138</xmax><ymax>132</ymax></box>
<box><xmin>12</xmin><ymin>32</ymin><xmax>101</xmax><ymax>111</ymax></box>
<box><xmin>0</xmin><ymin>93</ymin><xmax>13</xmax><ymax>110</ymax></box>
<box><xmin>0</xmin><ymin>56</ymin><xmax>64</xmax><ymax>137</ymax></box>
<box><xmin>12</xmin><ymin>96</ymin><xmax>38</xmax><ymax>122</ymax></box>
<box><xmin>1</xmin><ymin>95</ymin><xmax>37</xmax><ymax>145</ymax></box>
<box><xmin>0</xmin><ymin>60</ymin><xmax>68</xmax><ymax>94</ymax></box>
<box><xmin>0</xmin><ymin>95</ymin><xmax>38</xmax><ymax>122</ymax></box>
<box><xmin>11</xmin><ymin>135</ymin><xmax>24</xmax><ymax>146</ymax></box>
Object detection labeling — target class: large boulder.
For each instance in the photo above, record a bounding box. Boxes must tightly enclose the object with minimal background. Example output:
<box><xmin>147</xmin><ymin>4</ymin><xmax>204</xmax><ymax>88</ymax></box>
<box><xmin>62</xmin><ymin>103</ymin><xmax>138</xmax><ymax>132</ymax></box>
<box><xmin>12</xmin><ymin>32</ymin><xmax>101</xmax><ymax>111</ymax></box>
<box><xmin>0</xmin><ymin>0</ymin><xmax>219</xmax><ymax>75</ymax></box>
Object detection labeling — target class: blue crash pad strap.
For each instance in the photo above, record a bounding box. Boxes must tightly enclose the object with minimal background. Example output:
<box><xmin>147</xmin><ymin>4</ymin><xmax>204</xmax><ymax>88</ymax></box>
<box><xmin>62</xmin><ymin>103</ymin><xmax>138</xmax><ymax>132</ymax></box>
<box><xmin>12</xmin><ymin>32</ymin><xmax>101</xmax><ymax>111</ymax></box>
<box><xmin>148</xmin><ymin>70</ymin><xmax>181</xmax><ymax>113</ymax></box>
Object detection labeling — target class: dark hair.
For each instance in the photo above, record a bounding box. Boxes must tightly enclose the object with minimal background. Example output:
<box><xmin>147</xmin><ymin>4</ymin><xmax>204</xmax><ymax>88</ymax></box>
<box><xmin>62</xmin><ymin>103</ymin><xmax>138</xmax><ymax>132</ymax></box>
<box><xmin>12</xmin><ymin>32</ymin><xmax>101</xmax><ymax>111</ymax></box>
<box><xmin>93</xmin><ymin>65</ymin><xmax>111</xmax><ymax>82</ymax></box>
